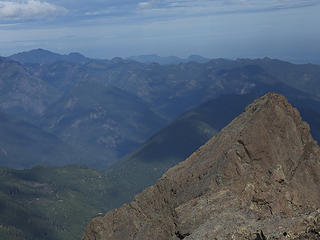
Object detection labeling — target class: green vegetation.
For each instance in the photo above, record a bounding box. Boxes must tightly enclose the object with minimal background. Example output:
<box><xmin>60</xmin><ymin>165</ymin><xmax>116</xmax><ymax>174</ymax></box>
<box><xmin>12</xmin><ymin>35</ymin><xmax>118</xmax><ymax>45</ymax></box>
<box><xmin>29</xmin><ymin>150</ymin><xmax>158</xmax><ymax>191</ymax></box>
<box><xmin>0</xmin><ymin>165</ymin><xmax>111</xmax><ymax>240</ymax></box>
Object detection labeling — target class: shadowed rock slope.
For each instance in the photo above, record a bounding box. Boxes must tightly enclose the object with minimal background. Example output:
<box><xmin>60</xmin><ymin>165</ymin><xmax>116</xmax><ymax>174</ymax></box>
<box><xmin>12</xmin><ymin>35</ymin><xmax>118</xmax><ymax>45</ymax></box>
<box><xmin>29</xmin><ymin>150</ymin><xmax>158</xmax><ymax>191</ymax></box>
<box><xmin>82</xmin><ymin>93</ymin><xmax>320</xmax><ymax>240</ymax></box>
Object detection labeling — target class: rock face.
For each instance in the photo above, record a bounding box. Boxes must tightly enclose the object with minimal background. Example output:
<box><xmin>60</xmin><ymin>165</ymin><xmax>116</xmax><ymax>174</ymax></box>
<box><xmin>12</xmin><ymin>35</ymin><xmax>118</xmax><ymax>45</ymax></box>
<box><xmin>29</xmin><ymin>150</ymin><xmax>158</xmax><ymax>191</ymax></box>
<box><xmin>82</xmin><ymin>93</ymin><xmax>320</xmax><ymax>240</ymax></box>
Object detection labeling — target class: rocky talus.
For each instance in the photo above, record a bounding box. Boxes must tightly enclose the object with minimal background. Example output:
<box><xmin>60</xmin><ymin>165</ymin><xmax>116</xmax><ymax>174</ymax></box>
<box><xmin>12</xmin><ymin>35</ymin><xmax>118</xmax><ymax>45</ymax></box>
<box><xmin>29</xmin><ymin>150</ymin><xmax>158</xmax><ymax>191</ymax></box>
<box><xmin>82</xmin><ymin>93</ymin><xmax>320</xmax><ymax>240</ymax></box>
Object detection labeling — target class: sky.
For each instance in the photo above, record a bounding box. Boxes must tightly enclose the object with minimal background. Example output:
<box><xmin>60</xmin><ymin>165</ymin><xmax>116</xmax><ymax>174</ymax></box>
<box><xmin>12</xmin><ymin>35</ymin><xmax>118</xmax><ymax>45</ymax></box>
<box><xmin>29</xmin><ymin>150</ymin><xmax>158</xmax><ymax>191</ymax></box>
<box><xmin>0</xmin><ymin>0</ymin><xmax>319</xmax><ymax>63</ymax></box>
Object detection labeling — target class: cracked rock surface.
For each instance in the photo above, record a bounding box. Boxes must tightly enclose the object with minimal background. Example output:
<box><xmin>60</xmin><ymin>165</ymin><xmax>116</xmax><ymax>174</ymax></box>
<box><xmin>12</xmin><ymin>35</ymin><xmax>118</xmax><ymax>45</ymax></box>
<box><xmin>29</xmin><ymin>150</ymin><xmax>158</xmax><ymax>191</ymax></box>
<box><xmin>82</xmin><ymin>93</ymin><xmax>320</xmax><ymax>240</ymax></box>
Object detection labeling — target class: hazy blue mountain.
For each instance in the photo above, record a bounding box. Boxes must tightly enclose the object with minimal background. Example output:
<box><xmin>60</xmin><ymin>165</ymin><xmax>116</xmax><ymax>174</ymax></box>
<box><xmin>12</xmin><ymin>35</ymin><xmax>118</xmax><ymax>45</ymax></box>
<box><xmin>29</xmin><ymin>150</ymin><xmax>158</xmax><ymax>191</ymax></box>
<box><xmin>27</xmin><ymin>57</ymin><xmax>320</xmax><ymax>121</ymax></box>
<box><xmin>0</xmin><ymin>111</ymin><xmax>86</xmax><ymax>169</ymax></box>
<box><xmin>127</xmin><ymin>54</ymin><xmax>210</xmax><ymax>65</ymax></box>
<box><xmin>10</xmin><ymin>49</ymin><xmax>320</xmax><ymax>100</ymax></box>
<box><xmin>0</xmin><ymin>57</ymin><xmax>60</xmax><ymax>121</ymax></box>
<box><xmin>24</xmin><ymin>61</ymin><xmax>90</xmax><ymax>92</ymax></box>
<box><xmin>235</xmin><ymin>58</ymin><xmax>320</xmax><ymax>98</ymax></box>
<box><xmin>9</xmin><ymin>49</ymin><xmax>91</xmax><ymax>64</ymax></box>
<box><xmin>2</xmin><ymin>52</ymin><xmax>320</xmax><ymax>170</ymax></box>
<box><xmin>128</xmin><ymin>54</ymin><xmax>184</xmax><ymax>65</ymax></box>
<box><xmin>41</xmin><ymin>81</ymin><xmax>166</xmax><ymax>168</ymax></box>
<box><xmin>187</xmin><ymin>54</ymin><xmax>211</xmax><ymax>63</ymax></box>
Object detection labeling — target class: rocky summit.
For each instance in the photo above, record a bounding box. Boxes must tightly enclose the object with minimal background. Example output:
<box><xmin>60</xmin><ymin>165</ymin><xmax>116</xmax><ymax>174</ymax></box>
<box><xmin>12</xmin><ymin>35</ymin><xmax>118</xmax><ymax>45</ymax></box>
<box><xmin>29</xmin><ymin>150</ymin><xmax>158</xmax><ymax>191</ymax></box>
<box><xmin>82</xmin><ymin>93</ymin><xmax>320</xmax><ymax>240</ymax></box>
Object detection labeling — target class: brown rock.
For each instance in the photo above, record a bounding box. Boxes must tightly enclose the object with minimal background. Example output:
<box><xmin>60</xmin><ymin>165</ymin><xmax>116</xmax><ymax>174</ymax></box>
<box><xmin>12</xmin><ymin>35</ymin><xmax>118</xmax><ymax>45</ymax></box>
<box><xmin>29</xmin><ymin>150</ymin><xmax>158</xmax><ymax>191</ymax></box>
<box><xmin>82</xmin><ymin>93</ymin><xmax>320</xmax><ymax>240</ymax></box>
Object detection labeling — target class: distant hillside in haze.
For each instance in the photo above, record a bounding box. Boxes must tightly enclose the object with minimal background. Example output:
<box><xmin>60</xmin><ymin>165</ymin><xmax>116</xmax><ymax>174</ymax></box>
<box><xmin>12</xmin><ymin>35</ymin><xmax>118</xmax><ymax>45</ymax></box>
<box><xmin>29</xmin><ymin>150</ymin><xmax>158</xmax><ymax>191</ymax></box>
<box><xmin>9</xmin><ymin>49</ymin><xmax>91</xmax><ymax>64</ymax></box>
<box><xmin>0</xmin><ymin>57</ymin><xmax>60</xmax><ymax>121</ymax></box>
<box><xmin>0</xmin><ymin>111</ymin><xmax>87</xmax><ymax>169</ymax></box>
<box><xmin>26</xmin><ymin>56</ymin><xmax>320</xmax><ymax>121</ymax></box>
<box><xmin>235</xmin><ymin>57</ymin><xmax>320</xmax><ymax>99</ymax></box>
<box><xmin>9</xmin><ymin>49</ymin><xmax>210</xmax><ymax>66</ymax></box>
<box><xmin>128</xmin><ymin>54</ymin><xmax>210</xmax><ymax>65</ymax></box>
<box><xmin>40</xmin><ymin>82</ymin><xmax>166</xmax><ymax>168</ymax></box>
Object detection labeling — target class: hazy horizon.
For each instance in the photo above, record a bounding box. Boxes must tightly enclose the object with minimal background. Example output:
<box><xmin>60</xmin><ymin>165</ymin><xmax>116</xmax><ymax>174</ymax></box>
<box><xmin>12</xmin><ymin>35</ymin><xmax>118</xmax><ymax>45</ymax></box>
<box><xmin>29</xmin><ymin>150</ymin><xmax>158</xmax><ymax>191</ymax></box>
<box><xmin>0</xmin><ymin>0</ymin><xmax>319</xmax><ymax>64</ymax></box>
<box><xmin>3</xmin><ymin>47</ymin><xmax>320</xmax><ymax>65</ymax></box>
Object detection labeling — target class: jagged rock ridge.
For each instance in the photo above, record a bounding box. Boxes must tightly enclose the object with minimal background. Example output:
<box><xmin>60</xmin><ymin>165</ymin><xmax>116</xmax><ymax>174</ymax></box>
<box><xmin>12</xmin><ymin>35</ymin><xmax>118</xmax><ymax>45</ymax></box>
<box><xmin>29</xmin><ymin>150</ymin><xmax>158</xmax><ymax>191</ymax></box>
<box><xmin>82</xmin><ymin>93</ymin><xmax>320</xmax><ymax>240</ymax></box>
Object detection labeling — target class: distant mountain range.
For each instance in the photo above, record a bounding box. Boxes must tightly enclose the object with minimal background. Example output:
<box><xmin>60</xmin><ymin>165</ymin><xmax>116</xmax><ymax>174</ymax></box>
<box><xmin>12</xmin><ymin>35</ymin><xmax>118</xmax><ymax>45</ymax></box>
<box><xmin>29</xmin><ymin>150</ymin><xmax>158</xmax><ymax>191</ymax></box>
<box><xmin>1</xmin><ymin>49</ymin><xmax>320</xmax><ymax>169</ymax></box>
<box><xmin>127</xmin><ymin>54</ymin><xmax>210</xmax><ymax>65</ymax></box>
<box><xmin>8</xmin><ymin>49</ymin><xmax>211</xmax><ymax>65</ymax></box>
<box><xmin>9</xmin><ymin>49</ymin><xmax>91</xmax><ymax>64</ymax></box>
<box><xmin>21</xmin><ymin>56</ymin><xmax>320</xmax><ymax>120</ymax></box>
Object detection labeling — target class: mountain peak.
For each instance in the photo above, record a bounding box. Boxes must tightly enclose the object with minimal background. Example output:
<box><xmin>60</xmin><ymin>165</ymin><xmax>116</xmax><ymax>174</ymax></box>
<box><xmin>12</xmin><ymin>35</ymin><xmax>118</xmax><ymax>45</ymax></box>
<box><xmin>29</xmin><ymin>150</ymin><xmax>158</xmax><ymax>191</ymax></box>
<box><xmin>31</xmin><ymin>48</ymin><xmax>52</xmax><ymax>53</ymax></box>
<box><xmin>83</xmin><ymin>93</ymin><xmax>320</xmax><ymax>240</ymax></box>
<box><xmin>9</xmin><ymin>49</ymin><xmax>90</xmax><ymax>64</ymax></box>
<box><xmin>246</xmin><ymin>91</ymin><xmax>293</xmax><ymax>109</ymax></box>
<box><xmin>241</xmin><ymin>92</ymin><xmax>302</xmax><ymax>124</ymax></box>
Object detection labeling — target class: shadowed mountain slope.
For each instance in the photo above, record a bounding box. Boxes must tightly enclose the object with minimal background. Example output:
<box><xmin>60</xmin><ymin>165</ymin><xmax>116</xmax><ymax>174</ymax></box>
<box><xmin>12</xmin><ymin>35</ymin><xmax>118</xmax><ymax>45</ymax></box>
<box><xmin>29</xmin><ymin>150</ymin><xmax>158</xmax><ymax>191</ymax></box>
<box><xmin>237</xmin><ymin>58</ymin><xmax>320</xmax><ymax>98</ymax></box>
<box><xmin>0</xmin><ymin>112</ymin><xmax>86</xmax><ymax>169</ymax></box>
<box><xmin>102</xmin><ymin>94</ymin><xmax>259</xmax><ymax>208</ymax></box>
<box><xmin>83</xmin><ymin>93</ymin><xmax>320</xmax><ymax>240</ymax></box>
<box><xmin>0</xmin><ymin>58</ymin><xmax>59</xmax><ymax>121</ymax></box>
<box><xmin>41</xmin><ymin>81</ymin><xmax>166</xmax><ymax>168</ymax></box>
<box><xmin>102</xmin><ymin>93</ymin><xmax>320</xmax><ymax>210</ymax></box>
<box><xmin>25</xmin><ymin>56</ymin><xmax>320</xmax><ymax>121</ymax></box>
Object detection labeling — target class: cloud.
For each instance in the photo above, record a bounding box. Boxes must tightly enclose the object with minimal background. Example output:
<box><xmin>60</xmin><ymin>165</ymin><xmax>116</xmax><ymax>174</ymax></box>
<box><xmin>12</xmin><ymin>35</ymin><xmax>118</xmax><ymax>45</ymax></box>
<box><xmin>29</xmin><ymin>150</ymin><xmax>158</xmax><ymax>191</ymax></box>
<box><xmin>138</xmin><ymin>2</ymin><xmax>152</xmax><ymax>9</ymax></box>
<box><xmin>138</xmin><ymin>1</ymin><xmax>158</xmax><ymax>9</ymax></box>
<box><xmin>0</xmin><ymin>0</ymin><xmax>68</xmax><ymax>20</ymax></box>
<box><xmin>136</xmin><ymin>0</ymin><xmax>320</xmax><ymax>15</ymax></box>
<box><xmin>85</xmin><ymin>10</ymin><xmax>111</xmax><ymax>16</ymax></box>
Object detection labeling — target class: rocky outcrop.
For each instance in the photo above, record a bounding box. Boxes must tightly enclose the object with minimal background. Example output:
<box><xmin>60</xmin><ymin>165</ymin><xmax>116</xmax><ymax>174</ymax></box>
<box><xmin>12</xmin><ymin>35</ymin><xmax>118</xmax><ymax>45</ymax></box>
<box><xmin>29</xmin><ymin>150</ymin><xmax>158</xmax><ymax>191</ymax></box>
<box><xmin>82</xmin><ymin>93</ymin><xmax>320</xmax><ymax>240</ymax></box>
